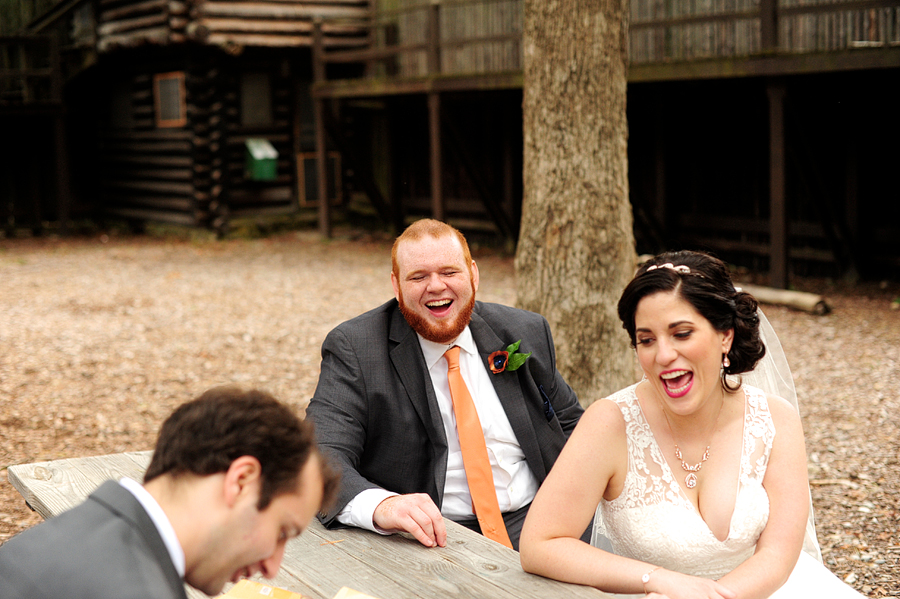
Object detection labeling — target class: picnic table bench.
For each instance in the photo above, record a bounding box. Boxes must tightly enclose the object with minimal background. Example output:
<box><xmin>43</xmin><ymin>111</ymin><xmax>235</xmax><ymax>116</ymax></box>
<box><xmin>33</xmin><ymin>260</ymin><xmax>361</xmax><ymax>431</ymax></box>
<box><xmin>8</xmin><ymin>452</ymin><xmax>613</xmax><ymax>599</ymax></box>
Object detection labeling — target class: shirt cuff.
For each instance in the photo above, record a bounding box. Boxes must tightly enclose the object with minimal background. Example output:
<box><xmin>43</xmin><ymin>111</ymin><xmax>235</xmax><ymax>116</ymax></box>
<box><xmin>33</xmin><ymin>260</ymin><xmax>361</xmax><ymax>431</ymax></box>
<box><xmin>336</xmin><ymin>488</ymin><xmax>399</xmax><ymax>534</ymax></box>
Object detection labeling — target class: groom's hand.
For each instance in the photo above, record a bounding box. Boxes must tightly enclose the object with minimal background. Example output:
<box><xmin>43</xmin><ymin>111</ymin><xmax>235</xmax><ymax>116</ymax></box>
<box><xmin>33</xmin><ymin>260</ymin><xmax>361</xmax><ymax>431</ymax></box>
<box><xmin>374</xmin><ymin>494</ymin><xmax>447</xmax><ymax>548</ymax></box>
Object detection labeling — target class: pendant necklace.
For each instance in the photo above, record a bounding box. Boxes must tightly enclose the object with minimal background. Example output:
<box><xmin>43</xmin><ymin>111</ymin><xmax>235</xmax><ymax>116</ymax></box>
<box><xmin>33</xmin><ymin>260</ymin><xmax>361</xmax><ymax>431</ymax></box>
<box><xmin>661</xmin><ymin>398</ymin><xmax>724</xmax><ymax>490</ymax></box>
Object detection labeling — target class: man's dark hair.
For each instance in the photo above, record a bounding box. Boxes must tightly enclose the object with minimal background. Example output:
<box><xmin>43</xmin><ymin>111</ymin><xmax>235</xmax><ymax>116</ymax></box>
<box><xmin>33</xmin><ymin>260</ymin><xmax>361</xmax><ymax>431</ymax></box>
<box><xmin>144</xmin><ymin>386</ymin><xmax>337</xmax><ymax>510</ymax></box>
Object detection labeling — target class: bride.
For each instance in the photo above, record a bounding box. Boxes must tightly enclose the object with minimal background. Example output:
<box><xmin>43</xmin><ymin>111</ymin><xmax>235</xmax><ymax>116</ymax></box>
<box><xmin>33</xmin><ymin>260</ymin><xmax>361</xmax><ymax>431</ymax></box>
<box><xmin>519</xmin><ymin>251</ymin><xmax>863</xmax><ymax>598</ymax></box>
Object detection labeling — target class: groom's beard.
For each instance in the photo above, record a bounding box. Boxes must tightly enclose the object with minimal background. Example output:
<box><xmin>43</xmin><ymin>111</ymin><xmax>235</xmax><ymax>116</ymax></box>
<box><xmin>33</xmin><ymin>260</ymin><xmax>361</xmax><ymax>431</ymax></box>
<box><xmin>398</xmin><ymin>285</ymin><xmax>476</xmax><ymax>344</ymax></box>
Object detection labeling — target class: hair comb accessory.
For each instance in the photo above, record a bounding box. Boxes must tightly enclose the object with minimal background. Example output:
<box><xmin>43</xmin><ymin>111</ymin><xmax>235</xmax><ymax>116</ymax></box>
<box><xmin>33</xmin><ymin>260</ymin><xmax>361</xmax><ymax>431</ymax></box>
<box><xmin>646</xmin><ymin>263</ymin><xmax>691</xmax><ymax>275</ymax></box>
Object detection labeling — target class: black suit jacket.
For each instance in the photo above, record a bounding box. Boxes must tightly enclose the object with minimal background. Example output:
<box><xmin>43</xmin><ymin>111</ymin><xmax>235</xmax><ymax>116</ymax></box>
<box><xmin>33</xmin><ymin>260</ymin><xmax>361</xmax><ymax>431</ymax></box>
<box><xmin>0</xmin><ymin>480</ymin><xmax>187</xmax><ymax>599</ymax></box>
<box><xmin>307</xmin><ymin>299</ymin><xmax>583</xmax><ymax>527</ymax></box>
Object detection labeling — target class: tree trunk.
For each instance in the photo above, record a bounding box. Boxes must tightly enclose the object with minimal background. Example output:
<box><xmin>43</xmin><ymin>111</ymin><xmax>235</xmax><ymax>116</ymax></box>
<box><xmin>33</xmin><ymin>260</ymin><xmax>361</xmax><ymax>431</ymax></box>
<box><xmin>517</xmin><ymin>0</ymin><xmax>636</xmax><ymax>406</ymax></box>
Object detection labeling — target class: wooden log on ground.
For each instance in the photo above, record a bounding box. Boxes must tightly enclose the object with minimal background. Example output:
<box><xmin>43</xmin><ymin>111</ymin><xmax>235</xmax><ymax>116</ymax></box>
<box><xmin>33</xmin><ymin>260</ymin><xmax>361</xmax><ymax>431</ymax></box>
<box><xmin>736</xmin><ymin>282</ymin><xmax>832</xmax><ymax>315</ymax></box>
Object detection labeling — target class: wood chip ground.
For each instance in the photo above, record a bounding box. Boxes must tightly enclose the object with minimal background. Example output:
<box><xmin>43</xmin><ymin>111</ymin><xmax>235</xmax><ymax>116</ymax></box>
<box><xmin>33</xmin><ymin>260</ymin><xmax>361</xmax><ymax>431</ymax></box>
<box><xmin>1</xmin><ymin>230</ymin><xmax>897</xmax><ymax>596</ymax></box>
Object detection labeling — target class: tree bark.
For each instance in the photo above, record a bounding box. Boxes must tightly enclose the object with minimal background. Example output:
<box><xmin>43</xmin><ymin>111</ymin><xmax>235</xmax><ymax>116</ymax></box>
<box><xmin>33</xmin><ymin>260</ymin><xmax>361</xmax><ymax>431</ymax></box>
<box><xmin>517</xmin><ymin>0</ymin><xmax>636</xmax><ymax>406</ymax></box>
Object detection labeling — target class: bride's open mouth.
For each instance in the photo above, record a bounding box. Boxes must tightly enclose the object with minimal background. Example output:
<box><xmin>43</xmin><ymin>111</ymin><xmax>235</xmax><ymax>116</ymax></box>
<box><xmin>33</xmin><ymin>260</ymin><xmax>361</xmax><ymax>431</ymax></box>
<box><xmin>661</xmin><ymin>369</ymin><xmax>693</xmax><ymax>398</ymax></box>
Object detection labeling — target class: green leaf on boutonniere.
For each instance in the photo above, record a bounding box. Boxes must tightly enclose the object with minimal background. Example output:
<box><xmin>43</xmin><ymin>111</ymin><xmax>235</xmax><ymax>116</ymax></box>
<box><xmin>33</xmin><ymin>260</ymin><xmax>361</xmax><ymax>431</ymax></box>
<box><xmin>505</xmin><ymin>340</ymin><xmax>531</xmax><ymax>372</ymax></box>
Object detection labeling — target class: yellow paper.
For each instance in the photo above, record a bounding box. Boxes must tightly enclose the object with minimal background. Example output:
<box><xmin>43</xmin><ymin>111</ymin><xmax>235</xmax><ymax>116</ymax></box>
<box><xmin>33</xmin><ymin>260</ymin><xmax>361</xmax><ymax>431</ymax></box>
<box><xmin>223</xmin><ymin>579</ymin><xmax>309</xmax><ymax>599</ymax></box>
<box><xmin>331</xmin><ymin>588</ymin><xmax>380</xmax><ymax>599</ymax></box>
<box><xmin>222</xmin><ymin>580</ymin><xmax>379</xmax><ymax>599</ymax></box>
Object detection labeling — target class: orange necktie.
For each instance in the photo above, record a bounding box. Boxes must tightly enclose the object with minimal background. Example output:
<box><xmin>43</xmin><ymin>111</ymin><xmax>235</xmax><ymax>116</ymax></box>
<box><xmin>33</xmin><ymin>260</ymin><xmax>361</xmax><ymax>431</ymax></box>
<box><xmin>444</xmin><ymin>346</ymin><xmax>513</xmax><ymax>549</ymax></box>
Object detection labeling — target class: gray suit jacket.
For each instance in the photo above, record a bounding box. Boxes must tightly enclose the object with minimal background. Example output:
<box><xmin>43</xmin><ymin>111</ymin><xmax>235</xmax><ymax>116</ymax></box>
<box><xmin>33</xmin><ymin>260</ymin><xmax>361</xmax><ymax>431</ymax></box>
<box><xmin>307</xmin><ymin>299</ymin><xmax>583</xmax><ymax>528</ymax></box>
<box><xmin>0</xmin><ymin>480</ymin><xmax>187</xmax><ymax>599</ymax></box>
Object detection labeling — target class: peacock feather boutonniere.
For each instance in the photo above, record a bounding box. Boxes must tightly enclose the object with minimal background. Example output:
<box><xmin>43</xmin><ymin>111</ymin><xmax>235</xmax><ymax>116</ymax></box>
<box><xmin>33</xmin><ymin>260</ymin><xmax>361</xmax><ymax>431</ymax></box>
<box><xmin>488</xmin><ymin>340</ymin><xmax>531</xmax><ymax>374</ymax></box>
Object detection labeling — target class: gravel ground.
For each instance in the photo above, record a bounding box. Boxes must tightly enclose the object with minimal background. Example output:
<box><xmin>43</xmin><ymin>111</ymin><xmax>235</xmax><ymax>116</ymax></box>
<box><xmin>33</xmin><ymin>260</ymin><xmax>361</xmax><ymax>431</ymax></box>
<box><xmin>1</xmin><ymin>228</ymin><xmax>898</xmax><ymax>596</ymax></box>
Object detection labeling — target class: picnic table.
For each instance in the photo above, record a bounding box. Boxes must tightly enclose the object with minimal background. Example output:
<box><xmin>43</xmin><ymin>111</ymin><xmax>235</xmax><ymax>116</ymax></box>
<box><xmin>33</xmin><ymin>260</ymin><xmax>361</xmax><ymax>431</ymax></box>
<box><xmin>8</xmin><ymin>452</ymin><xmax>613</xmax><ymax>599</ymax></box>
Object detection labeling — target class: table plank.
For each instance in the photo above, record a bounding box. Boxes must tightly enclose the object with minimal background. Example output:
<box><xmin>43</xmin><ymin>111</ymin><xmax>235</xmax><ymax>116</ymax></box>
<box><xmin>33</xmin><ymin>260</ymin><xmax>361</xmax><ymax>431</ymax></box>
<box><xmin>7</xmin><ymin>453</ymin><xmax>612</xmax><ymax>599</ymax></box>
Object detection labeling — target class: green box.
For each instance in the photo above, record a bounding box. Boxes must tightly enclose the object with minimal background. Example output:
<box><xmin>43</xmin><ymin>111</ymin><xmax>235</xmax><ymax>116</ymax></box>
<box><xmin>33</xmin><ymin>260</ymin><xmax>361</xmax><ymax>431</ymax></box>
<box><xmin>244</xmin><ymin>138</ymin><xmax>278</xmax><ymax>181</ymax></box>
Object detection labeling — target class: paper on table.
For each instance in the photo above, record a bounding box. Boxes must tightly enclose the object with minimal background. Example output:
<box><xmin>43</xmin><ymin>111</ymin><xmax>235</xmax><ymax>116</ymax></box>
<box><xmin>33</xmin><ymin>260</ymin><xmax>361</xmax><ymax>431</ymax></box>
<box><xmin>223</xmin><ymin>580</ymin><xmax>379</xmax><ymax>599</ymax></box>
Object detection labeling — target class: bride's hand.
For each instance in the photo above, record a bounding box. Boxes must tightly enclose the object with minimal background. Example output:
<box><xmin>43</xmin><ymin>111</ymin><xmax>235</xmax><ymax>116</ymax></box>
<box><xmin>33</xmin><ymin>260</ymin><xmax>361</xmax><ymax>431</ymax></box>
<box><xmin>646</xmin><ymin>569</ymin><xmax>736</xmax><ymax>599</ymax></box>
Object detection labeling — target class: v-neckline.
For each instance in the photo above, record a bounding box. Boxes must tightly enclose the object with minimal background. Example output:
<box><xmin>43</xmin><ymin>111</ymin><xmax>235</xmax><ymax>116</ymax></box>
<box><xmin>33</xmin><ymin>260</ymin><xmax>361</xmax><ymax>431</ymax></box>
<box><xmin>634</xmin><ymin>384</ymin><xmax>748</xmax><ymax>543</ymax></box>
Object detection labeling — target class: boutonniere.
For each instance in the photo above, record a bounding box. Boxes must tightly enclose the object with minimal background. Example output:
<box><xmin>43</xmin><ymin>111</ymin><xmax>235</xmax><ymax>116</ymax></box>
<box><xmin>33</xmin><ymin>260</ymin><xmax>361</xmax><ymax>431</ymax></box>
<box><xmin>488</xmin><ymin>340</ymin><xmax>531</xmax><ymax>374</ymax></box>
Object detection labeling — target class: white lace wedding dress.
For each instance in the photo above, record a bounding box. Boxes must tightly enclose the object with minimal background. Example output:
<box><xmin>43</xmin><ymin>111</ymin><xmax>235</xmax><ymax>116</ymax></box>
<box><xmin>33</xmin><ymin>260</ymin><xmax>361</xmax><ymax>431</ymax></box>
<box><xmin>591</xmin><ymin>383</ymin><xmax>864</xmax><ymax>598</ymax></box>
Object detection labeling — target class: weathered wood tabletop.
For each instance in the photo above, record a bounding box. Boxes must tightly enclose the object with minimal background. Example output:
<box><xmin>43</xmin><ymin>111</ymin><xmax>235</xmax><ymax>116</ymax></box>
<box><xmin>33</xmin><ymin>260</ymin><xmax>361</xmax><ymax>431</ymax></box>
<box><xmin>8</xmin><ymin>452</ymin><xmax>612</xmax><ymax>599</ymax></box>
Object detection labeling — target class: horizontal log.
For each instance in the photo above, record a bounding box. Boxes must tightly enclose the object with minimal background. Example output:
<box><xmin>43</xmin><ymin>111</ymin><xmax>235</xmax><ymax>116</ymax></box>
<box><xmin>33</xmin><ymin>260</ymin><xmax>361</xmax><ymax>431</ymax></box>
<box><xmin>228</xmin><ymin>186</ymin><xmax>293</xmax><ymax>203</ymax></box>
<box><xmin>100</xmin><ymin>0</ymin><xmax>167</xmax><ymax>22</ymax></box>
<box><xmin>107</xmin><ymin>155</ymin><xmax>193</xmax><ymax>167</ymax></box>
<box><xmin>229</xmin><ymin>204</ymin><xmax>298</xmax><ymax>218</ymax></box>
<box><xmin>101</xmin><ymin>139</ymin><xmax>192</xmax><ymax>153</ymax></box>
<box><xmin>98</xmin><ymin>27</ymin><xmax>169</xmax><ymax>51</ymax></box>
<box><xmin>193</xmin><ymin>2</ymin><xmax>367</xmax><ymax>19</ymax></box>
<box><xmin>102</xmin><ymin>179</ymin><xmax>194</xmax><ymax>195</ymax></box>
<box><xmin>736</xmin><ymin>282</ymin><xmax>832</xmax><ymax>315</ymax></box>
<box><xmin>104</xmin><ymin>206</ymin><xmax>197</xmax><ymax>226</ymax></box>
<box><xmin>102</xmin><ymin>129</ymin><xmax>191</xmax><ymax>141</ymax></box>
<box><xmin>108</xmin><ymin>167</ymin><xmax>194</xmax><ymax>181</ymax></box>
<box><xmin>98</xmin><ymin>13</ymin><xmax>167</xmax><ymax>36</ymax></box>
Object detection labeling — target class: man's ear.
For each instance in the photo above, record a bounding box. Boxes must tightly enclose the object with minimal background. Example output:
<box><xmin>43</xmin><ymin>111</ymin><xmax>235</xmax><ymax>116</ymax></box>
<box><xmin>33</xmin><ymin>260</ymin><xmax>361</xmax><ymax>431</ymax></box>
<box><xmin>390</xmin><ymin>271</ymin><xmax>400</xmax><ymax>301</ymax></box>
<box><xmin>222</xmin><ymin>455</ymin><xmax>262</xmax><ymax>508</ymax></box>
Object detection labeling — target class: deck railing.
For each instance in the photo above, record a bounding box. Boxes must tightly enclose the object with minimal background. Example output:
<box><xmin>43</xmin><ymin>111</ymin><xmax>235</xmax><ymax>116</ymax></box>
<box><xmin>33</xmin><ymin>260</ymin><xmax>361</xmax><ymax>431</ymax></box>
<box><xmin>316</xmin><ymin>0</ymin><xmax>521</xmax><ymax>80</ymax></box>
<box><xmin>314</xmin><ymin>0</ymin><xmax>899</xmax><ymax>83</ymax></box>
<box><xmin>630</xmin><ymin>0</ymin><xmax>900</xmax><ymax>63</ymax></box>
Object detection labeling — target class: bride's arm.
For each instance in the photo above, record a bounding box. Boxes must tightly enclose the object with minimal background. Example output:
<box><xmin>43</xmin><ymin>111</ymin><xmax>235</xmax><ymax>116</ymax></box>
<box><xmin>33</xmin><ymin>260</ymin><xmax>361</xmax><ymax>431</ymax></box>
<box><xmin>519</xmin><ymin>399</ymin><xmax>735</xmax><ymax>598</ymax></box>
<box><xmin>717</xmin><ymin>394</ymin><xmax>810</xmax><ymax>599</ymax></box>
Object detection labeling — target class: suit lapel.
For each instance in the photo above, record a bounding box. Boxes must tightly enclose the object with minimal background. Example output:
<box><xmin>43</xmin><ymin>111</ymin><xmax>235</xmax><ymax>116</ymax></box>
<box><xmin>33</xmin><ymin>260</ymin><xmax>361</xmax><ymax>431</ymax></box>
<box><xmin>388</xmin><ymin>307</ymin><xmax>448</xmax><ymax>492</ymax></box>
<box><xmin>469</xmin><ymin>309</ymin><xmax>545</xmax><ymax>479</ymax></box>
<box><xmin>91</xmin><ymin>481</ymin><xmax>188</xmax><ymax>599</ymax></box>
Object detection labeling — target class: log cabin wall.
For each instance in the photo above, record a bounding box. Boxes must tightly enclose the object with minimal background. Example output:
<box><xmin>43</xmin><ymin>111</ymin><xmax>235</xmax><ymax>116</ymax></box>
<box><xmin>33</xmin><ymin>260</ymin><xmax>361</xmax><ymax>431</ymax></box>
<box><xmin>98</xmin><ymin>55</ymin><xmax>200</xmax><ymax>226</ymax></box>
<box><xmin>96</xmin><ymin>0</ymin><xmax>369</xmax><ymax>52</ymax></box>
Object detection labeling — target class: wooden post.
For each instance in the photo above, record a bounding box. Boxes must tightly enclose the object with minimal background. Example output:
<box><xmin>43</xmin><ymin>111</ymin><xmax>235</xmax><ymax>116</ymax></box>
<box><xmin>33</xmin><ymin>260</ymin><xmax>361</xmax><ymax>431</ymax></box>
<box><xmin>50</xmin><ymin>34</ymin><xmax>70</xmax><ymax>235</ymax></box>
<box><xmin>312</xmin><ymin>20</ymin><xmax>331</xmax><ymax>238</ymax></box>
<box><xmin>427</xmin><ymin>2</ymin><xmax>444</xmax><ymax>222</ymax></box>
<box><xmin>768</xmin><ymin>81</ymin><xmax>787</xmax><ymax>289</ymax></box>
<box><xmin>428</xmin><ymin>92</ymin><xmax>444</xmax><ymax>222</ymax></box>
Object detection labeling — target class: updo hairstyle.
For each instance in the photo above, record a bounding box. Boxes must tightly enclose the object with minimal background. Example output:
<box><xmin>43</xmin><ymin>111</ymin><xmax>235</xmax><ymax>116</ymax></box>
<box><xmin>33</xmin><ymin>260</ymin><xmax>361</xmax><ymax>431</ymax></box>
<box><xmin>617</xmin><ymin>250</ymin><xmax>765</xmax><ymax>391</ymax></box>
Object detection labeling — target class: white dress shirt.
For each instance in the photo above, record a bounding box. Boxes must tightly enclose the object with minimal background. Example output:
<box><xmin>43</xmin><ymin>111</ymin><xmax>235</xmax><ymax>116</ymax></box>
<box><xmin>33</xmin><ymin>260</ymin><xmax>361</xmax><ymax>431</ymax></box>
<box><xmin>119</xmin><ymin>477</ymin><xmax>186</xmax><ymax>578</ymax></box>
<box><xmin>337</xmin><ymin>325</ymin><xmax>539</xmax><ymax>532</ymax></box>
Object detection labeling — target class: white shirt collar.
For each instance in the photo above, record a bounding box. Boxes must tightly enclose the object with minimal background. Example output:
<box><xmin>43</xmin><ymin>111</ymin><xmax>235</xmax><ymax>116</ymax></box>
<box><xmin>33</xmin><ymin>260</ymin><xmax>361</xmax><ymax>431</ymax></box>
<box><xmin>417</xmin><ymin>325</ymin><xmax>479</xmax><ymax>370</ymax></box>
<box><xmin>119</xmin><ymin>477</ymin><xmax>186</xmax><ymax>578</ymax></box>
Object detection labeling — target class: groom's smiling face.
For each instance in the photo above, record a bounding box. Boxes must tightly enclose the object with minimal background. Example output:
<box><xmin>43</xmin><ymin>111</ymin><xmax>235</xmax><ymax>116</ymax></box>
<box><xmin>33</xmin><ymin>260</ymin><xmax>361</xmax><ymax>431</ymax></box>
<box><xmin>391</xmin><ymin>233</ymin><xmax>479</xmax><ymax>344</ymax></box>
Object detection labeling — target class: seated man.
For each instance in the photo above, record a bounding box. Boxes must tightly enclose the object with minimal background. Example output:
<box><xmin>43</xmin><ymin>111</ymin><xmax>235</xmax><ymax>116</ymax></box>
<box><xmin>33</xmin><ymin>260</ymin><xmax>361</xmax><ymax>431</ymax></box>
<box><xmin>0</xmin><ymin>386</ymin><xmax>338</xmax><ymax>599</ymax></box>
<box><xmin>307</xmin><ymin>219</ymin><xmax>584</xmax><ymax>550</ymax></box>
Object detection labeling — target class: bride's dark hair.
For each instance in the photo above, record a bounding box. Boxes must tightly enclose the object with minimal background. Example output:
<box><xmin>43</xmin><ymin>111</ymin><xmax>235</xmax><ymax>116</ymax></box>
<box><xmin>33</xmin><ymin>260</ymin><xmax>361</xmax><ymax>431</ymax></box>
<box><xmin>617</xmin><ymin>250</ymin><xmax>766</xmax><ymax>391</ymax></box>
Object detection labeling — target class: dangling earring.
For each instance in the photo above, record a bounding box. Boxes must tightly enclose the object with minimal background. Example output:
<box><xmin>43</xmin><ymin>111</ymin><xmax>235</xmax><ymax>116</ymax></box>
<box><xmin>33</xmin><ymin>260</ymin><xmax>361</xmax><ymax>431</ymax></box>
<box><xmin>722</xmin><ymin>354</ymin><xmax>730</xmax><ymax>369</ymax></box>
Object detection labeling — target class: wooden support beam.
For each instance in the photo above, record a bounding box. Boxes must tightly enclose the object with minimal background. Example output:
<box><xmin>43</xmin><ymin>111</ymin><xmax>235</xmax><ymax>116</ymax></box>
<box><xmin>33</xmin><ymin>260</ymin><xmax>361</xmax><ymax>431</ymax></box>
<box><xmin>313</xmin><ymin>20</ymin><xmax>331</xmax><ymax>238</ymax></box>
<box><xmin>428</xmin><ymin>92</ymin><xmax>444</xmax><ymax>222</ymax></box>
<box><xmin>767</xmin><ymin>81</ymin><xmax>787</xmax><ymax>289</ymax></box>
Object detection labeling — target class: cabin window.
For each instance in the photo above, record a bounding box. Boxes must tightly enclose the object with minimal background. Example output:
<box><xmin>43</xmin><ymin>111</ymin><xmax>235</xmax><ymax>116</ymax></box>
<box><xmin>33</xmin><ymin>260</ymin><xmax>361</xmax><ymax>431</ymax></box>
<box><xmin>154</xmin><ymin>71</ymin><xmax>186</xmax><ymax>128</ymax></box>
<box><xmin>241</xmin><ymin>72</ymin><xmax>273</xmax><ymax>128</ymax></box>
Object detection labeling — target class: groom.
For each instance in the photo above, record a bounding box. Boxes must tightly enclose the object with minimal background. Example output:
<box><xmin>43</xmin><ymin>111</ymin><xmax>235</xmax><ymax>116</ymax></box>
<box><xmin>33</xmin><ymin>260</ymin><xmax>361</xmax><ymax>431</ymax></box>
<box><xmin>307</xmin><ymin>218</ymin><xmax>584</xmax><ymax>550</ymax></box>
